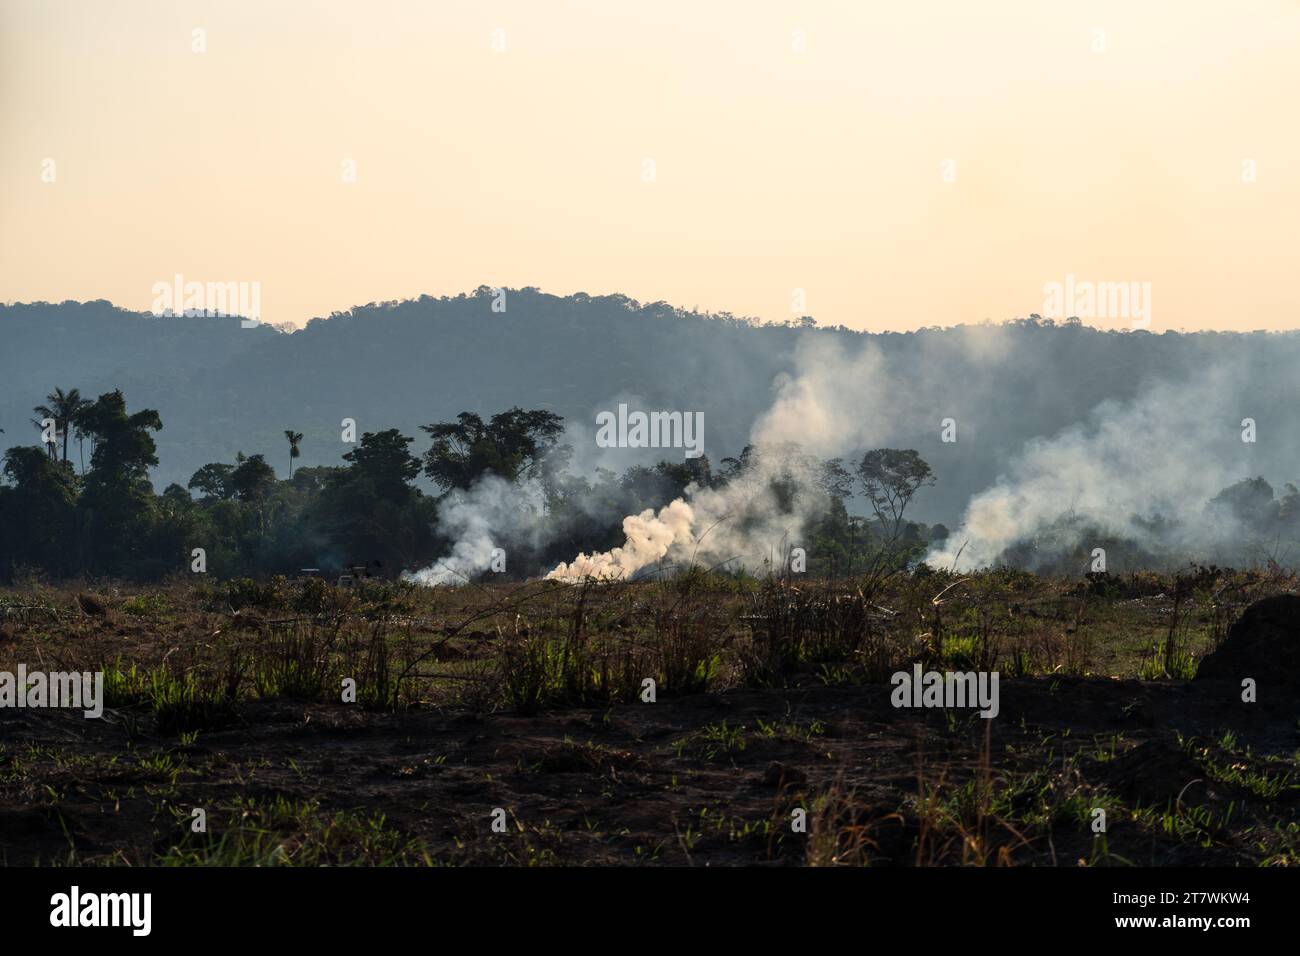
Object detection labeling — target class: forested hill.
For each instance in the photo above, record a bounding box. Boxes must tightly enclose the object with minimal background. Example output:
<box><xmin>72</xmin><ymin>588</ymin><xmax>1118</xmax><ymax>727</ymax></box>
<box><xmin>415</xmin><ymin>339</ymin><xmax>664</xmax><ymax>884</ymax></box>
<box><xmin>2</xmin><ymin>290</ymin><xmax>1297</xmax><ymax>524</ymax></box>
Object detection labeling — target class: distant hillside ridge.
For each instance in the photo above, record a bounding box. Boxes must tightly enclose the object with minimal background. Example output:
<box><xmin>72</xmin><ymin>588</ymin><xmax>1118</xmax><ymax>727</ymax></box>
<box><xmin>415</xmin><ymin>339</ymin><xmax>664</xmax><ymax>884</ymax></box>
<box><xmin>4</xmin><ymin>289</ymin><xmax>1300</xmax><ymax>524</ymax></box>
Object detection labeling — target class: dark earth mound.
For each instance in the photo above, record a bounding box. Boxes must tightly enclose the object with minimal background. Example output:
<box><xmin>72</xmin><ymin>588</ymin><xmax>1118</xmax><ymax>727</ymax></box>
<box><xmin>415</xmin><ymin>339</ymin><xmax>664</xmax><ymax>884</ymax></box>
<box><xmin>1098</xmin><ymin>739</ymin><xmax>1219</xmax><ymax>808</ymax></box>
<box><xmin>1195</xmin><ymin>593</ymin><xmax>1300</xmax><ymax>686</ymax></box>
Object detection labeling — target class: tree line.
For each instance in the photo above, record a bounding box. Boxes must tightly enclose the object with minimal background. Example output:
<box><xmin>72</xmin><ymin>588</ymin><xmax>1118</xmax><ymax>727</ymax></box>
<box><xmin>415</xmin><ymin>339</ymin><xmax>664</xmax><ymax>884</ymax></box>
<box><xmin>0</xmin><ymin>387</ymin><xmax>951</xmax><ymax>583</ymax></box>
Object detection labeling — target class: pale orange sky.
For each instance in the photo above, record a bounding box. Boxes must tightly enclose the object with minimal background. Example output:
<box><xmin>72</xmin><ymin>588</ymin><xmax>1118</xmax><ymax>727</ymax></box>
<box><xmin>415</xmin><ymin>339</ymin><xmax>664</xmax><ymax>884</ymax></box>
<box><xmin>1</xmin><ymin>0</ymin><xmax>1297</xmax><ymax>332</ymax></box>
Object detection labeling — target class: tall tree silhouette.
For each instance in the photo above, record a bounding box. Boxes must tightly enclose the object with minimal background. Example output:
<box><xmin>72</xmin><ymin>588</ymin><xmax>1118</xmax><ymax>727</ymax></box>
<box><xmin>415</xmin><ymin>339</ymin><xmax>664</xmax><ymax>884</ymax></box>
<box><xmin>32</xmin><ymin>387</ymin><xmax>89</xmax><ymax>463</ymax></box>
<box><xmin>229</xmin><ymin>453</ymin><xmax>277</xmax><ymax>535</ymax></box>
<box><xmin>284</xmin><ymin>430</ymin><xmax>303</xmax><ymax>478</ymax></box>
<box><xmin>76</xmin><ymin>390</ymin><xmax>163</xmax><ymax>573</ymax></box>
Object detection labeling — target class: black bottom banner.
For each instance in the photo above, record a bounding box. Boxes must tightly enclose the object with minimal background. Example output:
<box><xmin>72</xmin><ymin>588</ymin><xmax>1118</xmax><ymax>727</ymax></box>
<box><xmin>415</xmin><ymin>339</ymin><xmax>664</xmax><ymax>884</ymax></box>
<box><xmin>0</xmin><ymin>866</ymin><xmax>1279</xmax><ymax>942</ymax></box>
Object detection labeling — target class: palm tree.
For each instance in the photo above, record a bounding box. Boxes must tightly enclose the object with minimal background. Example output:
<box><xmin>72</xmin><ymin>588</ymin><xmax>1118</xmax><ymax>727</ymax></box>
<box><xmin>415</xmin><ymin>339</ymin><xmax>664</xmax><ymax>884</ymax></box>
<box><xmin>284</xmin><ymin>430</ymin><xmax>303</xmax><ymax>478</ymax></box>
<box><xmin>32</xmin><ymin>387</ymin><xmax>89</xmax><ymax>463</ymax></box>
<box><xmin>70</xmin><ymin>407</ymin><xmax>91</xmax><ymax>474</ymax></box>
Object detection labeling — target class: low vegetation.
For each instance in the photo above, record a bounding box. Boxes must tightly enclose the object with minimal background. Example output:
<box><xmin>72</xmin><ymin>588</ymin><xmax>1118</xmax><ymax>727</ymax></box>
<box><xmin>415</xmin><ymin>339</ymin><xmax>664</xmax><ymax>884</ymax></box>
<box><xmin>2</xmin><ymin>565</ymin><xmax>1297</xmax><ymax>865</ymax></box>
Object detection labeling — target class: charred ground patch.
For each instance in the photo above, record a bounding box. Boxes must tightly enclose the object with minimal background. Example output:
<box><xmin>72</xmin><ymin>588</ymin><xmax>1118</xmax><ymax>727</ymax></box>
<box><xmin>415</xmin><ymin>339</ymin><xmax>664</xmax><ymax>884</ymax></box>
<box><xmin>1</xmin><ymin>571</ymin><xmax>1297</xmax><ymax>866</ymax></box>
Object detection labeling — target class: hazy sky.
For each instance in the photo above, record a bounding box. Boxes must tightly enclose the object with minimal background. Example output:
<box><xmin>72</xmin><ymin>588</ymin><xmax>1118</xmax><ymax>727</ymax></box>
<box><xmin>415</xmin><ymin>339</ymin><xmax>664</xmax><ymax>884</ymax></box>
<box><xmin>2</xmin><ymin>0</ymin><xmax>1297</xmax><ymax>332</ymax></box>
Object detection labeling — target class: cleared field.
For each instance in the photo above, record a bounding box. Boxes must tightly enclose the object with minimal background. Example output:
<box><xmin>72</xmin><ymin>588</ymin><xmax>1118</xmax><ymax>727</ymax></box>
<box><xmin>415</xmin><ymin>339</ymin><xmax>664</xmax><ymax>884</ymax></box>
<box><xmin>1</xmin><ymin>567</ymin><xmax>1297</xmax><ymax>866</ymax></box>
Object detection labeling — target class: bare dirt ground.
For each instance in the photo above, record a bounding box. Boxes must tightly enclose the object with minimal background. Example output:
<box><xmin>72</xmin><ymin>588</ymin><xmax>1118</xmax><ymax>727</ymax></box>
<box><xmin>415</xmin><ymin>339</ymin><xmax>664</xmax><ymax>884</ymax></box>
<box><xmin>3</xmin><ymin>676</ymin><xmax>1296</xmax><ymax>866</ymax></box>
<box><xmin>2</xmin><ymin>572</ymin><xmax>1297</xmax><ymax>866</ymax></box>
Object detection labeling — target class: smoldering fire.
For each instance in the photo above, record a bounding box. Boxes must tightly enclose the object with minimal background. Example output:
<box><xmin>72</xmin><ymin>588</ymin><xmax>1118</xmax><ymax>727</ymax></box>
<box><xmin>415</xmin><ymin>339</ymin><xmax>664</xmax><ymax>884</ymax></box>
<box><xmin>406</xmin><ymin>332</ymin><xmax>1292</xmax><ymax>586</ymax></box>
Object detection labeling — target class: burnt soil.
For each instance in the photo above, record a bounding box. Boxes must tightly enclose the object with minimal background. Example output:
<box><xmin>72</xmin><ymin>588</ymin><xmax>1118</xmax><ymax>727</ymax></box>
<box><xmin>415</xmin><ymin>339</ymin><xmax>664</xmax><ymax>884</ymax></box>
<box><xmin>3</xmin><ymin>674</ymin><xmax>1296</xmax><ymax>866</ymax></box>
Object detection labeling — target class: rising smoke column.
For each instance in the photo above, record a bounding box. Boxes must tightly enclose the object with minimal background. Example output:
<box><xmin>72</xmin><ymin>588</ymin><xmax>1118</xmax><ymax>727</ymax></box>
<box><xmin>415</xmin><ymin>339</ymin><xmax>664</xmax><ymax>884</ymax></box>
<box><xmin>925</xmin><ymin>360</ymin><xmax>1261</xmax><ymax>571</ymax></box>
<box><xmin>403</xmin><ymin>475</ymin><xmax>546</xmax><ymax>585</ymax></box>
<box><xmin>547</xmin><ymin>499</ymin><xmax>695</xmax><ymax>580</ymax></box>
<box><xmin>544</xmin><ymin>337</ymin><xmax>938</xmax><ymax>582</ymax></box>
<box><xmin>411</xmin><ymin>324</ymin><xmax>1291</xmax><ymax>584</ymax></box>
<box><xmin>545</xmin><ymin>445</ymin><xmax>836</xmax><ymax>582</ymax></box>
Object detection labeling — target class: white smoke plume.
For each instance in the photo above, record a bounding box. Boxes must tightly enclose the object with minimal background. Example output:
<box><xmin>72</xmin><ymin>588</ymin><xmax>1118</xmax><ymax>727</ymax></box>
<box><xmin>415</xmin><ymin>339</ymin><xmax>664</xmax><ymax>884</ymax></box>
<box><xmin>408</xmin><ymin>323</ymin><xmax>1299</xmax><ymax>584</ymax></box>
<box><xmin>545</xmin><ymin>457</ymin><xmax>831</xmax><ymax>581</ymax></box>
<box><xmin>543</xmin><ymin>332</ymin><xmax>949</xmax><ymax>582</ymax></box>
<box><xmin>926</xmin><ymin>359</ymin><xmax>1268</xmax><ymax>571</ymax></box>
<box><xmin>546</xmin><ymin>415</ymin><xmax>848</xmax><ymax>582</ymax></box>
<box><xmin>408</xmin><ymin>326</ymin><xmax>1021</xmax><ymax>585</ymax></box>
<box><xmin>547</xmin><ymin>499</ymin><xmax>695</xmax><ymax>580</ymax></box>
<box><xmin>403</xmin><ymin>475</ymin><xmax>546</xmax><ymax>585</ymax></box>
